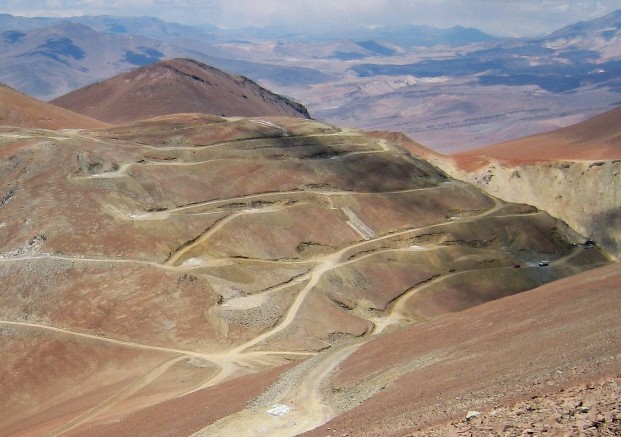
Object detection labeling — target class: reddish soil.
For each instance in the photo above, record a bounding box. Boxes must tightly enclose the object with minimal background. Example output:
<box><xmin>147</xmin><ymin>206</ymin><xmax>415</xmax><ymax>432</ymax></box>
<box><xmin>0</xmin><ymin>84</ymin><xmax>106</xmax><ymax>129</ymax></box>
<box><xmin>51</xmin><ymin>58</ymin><xmax>310</xmax><ymax>124</ymax></box>
<box><xmin>368</xmin><ymin>131</ymin><xmax>440</xmax><ymax>159</ymax></box>
<box><xmin>453</xmin><ymin>106</ymin><xmax>621</xmax><ymax>168</ymax></box>
<box><xmin>411</xmin><ymin>377</ymin><xmax>621</xmax><ymax>436</ymax></box>
<box><xmin>0</xmin><ymin>113</ymin><xmax>614</xmax><ymax>436</ymax></box>
<box><xmin>303</xmin><ymin>263</ymin><xmax>621</xmax><ymax>437</ymax></box>
<box><xmin>66</xmin><ymin>362</ymin><xmax>296</xmax><ymax>437</ymax></box>
<box><xmin>0</xmin><ymin>334</ymin><xmax>171</xmax><ymax>437</ymax></box>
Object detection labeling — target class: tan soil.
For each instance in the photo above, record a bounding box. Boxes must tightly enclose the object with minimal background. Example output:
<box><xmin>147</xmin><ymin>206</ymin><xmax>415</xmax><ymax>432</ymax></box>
<box><xmin>0</xmin><ymin>114</ymin><xmax>614</xmax><ymax>436</ymax></box>
<box><xmin>302</xmin><ymin>263</ymin><xmax>621</xmax><ymax>437</ymax></box>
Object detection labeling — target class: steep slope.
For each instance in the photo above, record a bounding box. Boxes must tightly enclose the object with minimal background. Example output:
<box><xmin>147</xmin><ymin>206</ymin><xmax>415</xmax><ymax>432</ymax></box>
<box><xmin>301</xmin><ymin>263</ymin><xmax>621</xmax><ymax>437</ymax></box>
<box><xmin>51</xmin><ymin>58</ymin><xmax>310</xmax><ymax>123</ymax></box>
<box><xmin>0</xmin><ymin>13</ymin><xmax>215</xmax><ymax>40</ymax></box>
<box><xmin>426</xmin><ymin>106</ymin><xmax>621</xmax><ymax>259</ymax></box>
<box><xmin>0</xmin><ymin>114</ymin><xmax>610</xmax><ymax>436</ymax></box>
<box><xmin>0</xmin><ymin>83</ymin><xmax>106</xmax><ymax>129</ymax></box>
<box><xmin>543</xmin><ymin>9</ymin><xmax>621</xmax><ymax>59</ymax></box>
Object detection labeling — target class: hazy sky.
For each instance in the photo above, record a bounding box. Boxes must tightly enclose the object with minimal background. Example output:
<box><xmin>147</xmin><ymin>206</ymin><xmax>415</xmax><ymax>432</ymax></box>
<box><xmin>1</xmin><ymin>0</ymin><xmax>620</xmax><ymax>36</ymax></box>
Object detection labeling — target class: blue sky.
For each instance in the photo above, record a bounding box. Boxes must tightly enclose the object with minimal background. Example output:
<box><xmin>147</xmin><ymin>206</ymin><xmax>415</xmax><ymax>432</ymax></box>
<box><xmin>1</xmin><ymin>0</ymin><xmax>619</xmax><ymax>36</ymax></box>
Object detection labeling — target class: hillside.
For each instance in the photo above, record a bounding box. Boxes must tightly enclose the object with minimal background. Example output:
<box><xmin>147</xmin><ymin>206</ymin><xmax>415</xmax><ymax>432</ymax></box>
<box><xmin>302</xmin><ymin>263</ymin><xmax>621</xmax><ymax>437</ymax></box>
<box><xmin>0</xmin><ymin>83</ymin><xmax>106</xmax><ymax>129</ymax></box>
<box><xmin>462</xmin><ymin>106</ymin><xmax>621</xmax><ymax>163</ymax></box>
<box><xmin>0</xmin><ymin>112</ymin><xmax>611</xmax><ymax>436</ymax></box>
<box><xmin>51</xmin><ymin>58</ymin><xmax>310</xmax><ymax>123</ymax></box>
<box><xmin>427</xmin><ymin>106</ymin><xmax>621</xmax><ymax>259</ymax></box>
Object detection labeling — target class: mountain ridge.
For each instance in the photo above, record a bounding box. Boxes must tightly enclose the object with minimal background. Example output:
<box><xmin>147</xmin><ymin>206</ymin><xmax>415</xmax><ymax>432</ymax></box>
<box><xmin>51</xmin><ymin>58</ymin><xmax>311</xmax><ymax>123</ymax></box>
<box><xmin>2</xmin><ymin>11</ymin><xmax>620</xmax><ymax>151</ymax></box>
<box><xmin>459</xmin><ymin>105</ymin><xmax>621</xmax><ymax>163</ymax></box>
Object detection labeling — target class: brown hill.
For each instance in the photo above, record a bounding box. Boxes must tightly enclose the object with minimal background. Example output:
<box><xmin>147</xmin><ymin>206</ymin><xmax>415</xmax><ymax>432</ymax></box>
<box><xmin>0</xmin><ymin>84</ymin><xmax>106</xmax><ymax>129</ymax></box>
<box><xmin>50</xmin><ymin>58</ymin><xmax>311</xmax><ymax>124</ymax></box>
<box><xmin>456</xmin><ymin>105</ymin><xmax>621</xmax><ymax>166</ymax></box>
<box><xmin>0</xmin><ymin>114</ymin><xmax>611</xmax><ymax>436</ymax></box>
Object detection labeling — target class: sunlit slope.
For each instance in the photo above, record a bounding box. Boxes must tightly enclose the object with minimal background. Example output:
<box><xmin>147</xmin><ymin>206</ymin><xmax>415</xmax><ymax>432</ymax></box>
<box><xmin>0</xmin><ymin>83</ymin><xmax>106</xmax><ymax>129</ymax></box>
<box><xmin>51</xmin><ymin>58</ymin><xmax>311</xmax><ymax>124</ymax></box>
<box><xmin>0</xmin><ymin>114</ymin><xmax>610</xmax><ymax>436</ymax></box>
<box><xmin>461</xmin><ymin>105</ymin><xmax>621</xmax><ymax>163</ymax></box>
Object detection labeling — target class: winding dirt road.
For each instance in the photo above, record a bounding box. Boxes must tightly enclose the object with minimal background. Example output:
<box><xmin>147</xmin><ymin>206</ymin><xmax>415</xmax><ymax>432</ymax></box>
<box><xmin>3</xmin><ymin>127</ymin><xmax>593</xmax><ymax>437</ymax></box>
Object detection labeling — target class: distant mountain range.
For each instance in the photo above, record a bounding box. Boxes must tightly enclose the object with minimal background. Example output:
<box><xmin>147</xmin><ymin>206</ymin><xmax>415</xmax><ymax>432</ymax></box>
<box><xmin>0</xmin><ymin>13</ymin><xmax>496</xmax><ymax>45</ymax></box>
<box><xmin>0</xmin><ymin>12</ymin><xmax>508</xmax><ymax>101</ymax></box>
<box><xmin>1</xmin><ymin>11</ymin><xmax>618</xmax><ymax>92</ymax></box>
<box><xmin>352</xmin><ymin>10</ymin><xmax>621</xmax><ymax>93</ymax></box>
<box><xmin>0</xmin><ymin>13</ymin><xmax>218</xmax><ymax>41</ymax></box>
<box><xmin>0</xmin><ymin>19</ymin><xmax>332</xmax><ymax>100</ymax></box>
<box><xmin>1</xmin><ymin>10</ymin><xmax>620</xmax><ymax>150</ymax></box>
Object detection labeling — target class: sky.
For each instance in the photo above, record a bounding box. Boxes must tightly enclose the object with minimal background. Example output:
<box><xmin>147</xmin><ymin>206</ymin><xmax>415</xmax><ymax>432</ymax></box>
<box><xmin>1</xmin><ymin>0</ymin><xmax>620</xmax><ymax>37</ymax></box>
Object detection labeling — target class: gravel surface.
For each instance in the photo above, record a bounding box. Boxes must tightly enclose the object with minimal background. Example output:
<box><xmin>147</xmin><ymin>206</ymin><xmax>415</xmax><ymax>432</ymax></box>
<box><xmin>410</xmin><ymin>376</ymin><xmax>621</xmax><ymax>436</ymax></box>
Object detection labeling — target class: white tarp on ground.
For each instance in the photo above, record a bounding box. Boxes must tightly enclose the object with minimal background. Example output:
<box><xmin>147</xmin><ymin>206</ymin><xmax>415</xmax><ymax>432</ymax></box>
<box><xmin>266</xmin><ymin>404</ymin><xmax>292</xmax><ymax>417</ymax></box>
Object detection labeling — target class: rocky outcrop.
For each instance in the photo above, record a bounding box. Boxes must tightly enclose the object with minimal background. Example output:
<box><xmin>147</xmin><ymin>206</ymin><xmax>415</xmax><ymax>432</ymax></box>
<box><xmin>413</xmin><ymin>377</ymin><xmax>621</xmax><ymax>436</ymax></box>
<box><xmin>430</xmin><ymin>157</ymin><xmax>621</xmax><ymax>260</ymax></box>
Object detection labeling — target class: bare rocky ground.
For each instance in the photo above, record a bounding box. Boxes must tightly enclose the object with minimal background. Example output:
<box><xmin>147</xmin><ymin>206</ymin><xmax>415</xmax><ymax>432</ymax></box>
<box><xmin>303</xmin><ymin>263</ymin><xmax>621</xmax><ymax>437</ymax></box>
<box><xmin>0</xmin><ymin>107</ymin><xmax>617</xmax><ymax>436</ymax></box>
<box><xmin>420</xmin><ymin>106</ymin><xmax>621</xmax><ymax>259</ymax></box>
<box><xmin>0</xmin><ymin>84</ymin><xmax>107</xmax><ymax>130</ymax></box>
<box><xmin>51</xmin><ymin>59</ymin><xmax>310</xmax><ymax>124</ymax></box>
<box><xmin>417</xmin><ymin>376</ymin><xmax>621</xmax><ymax>436</ymax></box>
